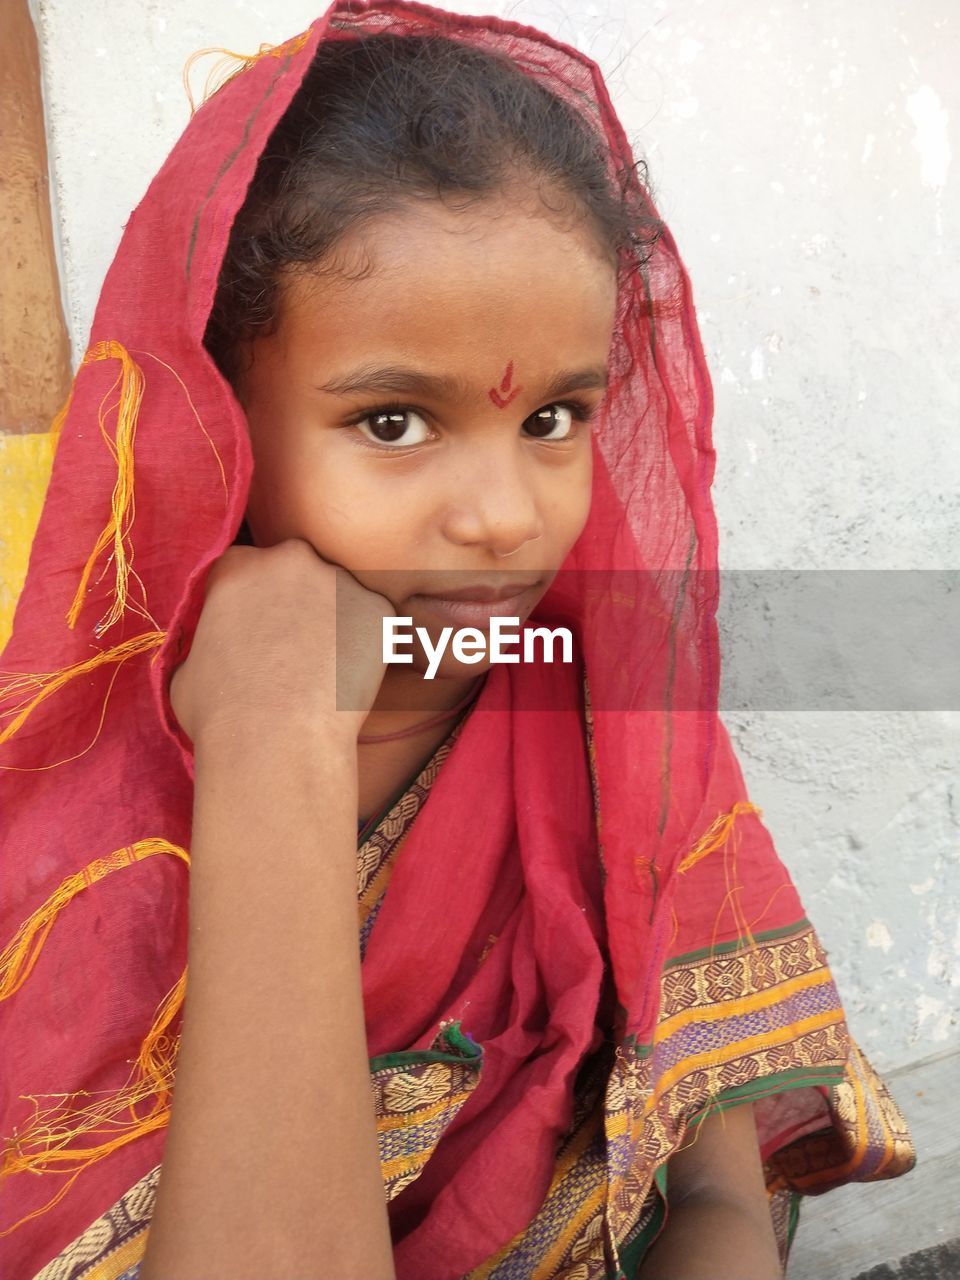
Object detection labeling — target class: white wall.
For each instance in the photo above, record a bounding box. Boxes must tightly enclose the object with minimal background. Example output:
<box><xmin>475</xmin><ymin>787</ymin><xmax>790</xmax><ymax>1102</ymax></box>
<box><xmin>34</xmin><ymin>0</ymin><xmax>959</xmax><ymax>1074</ymax></box>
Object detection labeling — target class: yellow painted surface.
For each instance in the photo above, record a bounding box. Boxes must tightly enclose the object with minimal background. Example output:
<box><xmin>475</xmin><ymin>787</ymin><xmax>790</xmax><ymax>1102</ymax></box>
<box><xmin>0</xmin><ymin>432</ymin><xmax>56</xmax><ymax>651</ymax></box>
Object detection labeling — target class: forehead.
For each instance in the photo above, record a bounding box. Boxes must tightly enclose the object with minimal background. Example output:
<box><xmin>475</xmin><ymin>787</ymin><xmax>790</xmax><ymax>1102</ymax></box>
<box><xmin>276</xmin><ymin>199</ymin><xmax>618</xmax><ymax>388</ymax></box>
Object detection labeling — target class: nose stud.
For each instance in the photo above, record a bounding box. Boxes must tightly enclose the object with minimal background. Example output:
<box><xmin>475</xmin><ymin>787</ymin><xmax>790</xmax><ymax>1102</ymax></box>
<box><xmin>494</xmin><ymin>534</ymin><xmax>542</xmax><ymax>559</ymax></box>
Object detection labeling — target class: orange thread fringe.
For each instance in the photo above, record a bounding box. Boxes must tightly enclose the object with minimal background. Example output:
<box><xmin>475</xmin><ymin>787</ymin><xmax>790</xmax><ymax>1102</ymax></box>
<box><xmin>49</xmin><ymin>385</ymin><xmax>75</xmax><ymax>446</ymax></box>
<box><xmin>66</xmin><ymin>341</ymin><xmax>149</xmax><ymax>636</ymax></box>
<box><xmin>652</xmin><ymin>801</ymin><xmax>768</xmax><ymax>1164</ymax></box>
<box><xmin>0</xmin><ymin>631</ymin><xmax>165</xmax><ymax>748</ymax></box>
<box><xmin>679</xmin><ymin>800</ymin><xmax>769</xmax><ymax>988</ymax></box>
<box><xmin>0</xmin><ymin>840</ymin><xmax>189</xmax><ymax>1237</ymax></box>
<box><xmin>182</xmin><ymin>30</ymin><xmax>311</xmax><ymax>115</ymax></box>
<box><xmin>62</xmin><ymin>341</ymin><xmax>228</xmax><ymax>638</ymax></box>
<box><xmin>678</xmin><ymin>801</ymin><xmax>761</xmax><ymax>875</ymax></box>
<box><xmin>654</xmin><ymin>801</ymin><xmax>763</xmax><ymax>999</ymax></box>
<box><xmin>0</xmin><ymin>661</ymin><xmax>125</xmax><ymax>774</ymax></box>
<box><xmin>136</xmin><ymin>350</ymin><xmax>228</xmax><ymax>499</ymax></box>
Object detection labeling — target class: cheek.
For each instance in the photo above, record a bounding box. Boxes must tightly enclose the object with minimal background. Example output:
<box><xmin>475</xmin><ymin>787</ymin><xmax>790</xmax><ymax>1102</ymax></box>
<box><xmin>245</xmin><ymin>453</ymin><xmax>327</xmax><ymax>545</ymax></box>
<box><xmin>299</xmin><ymin>480</ymin><xmax>426</xmax><ymax>575</ymax></box>
<box><xmin>243</xmin><ymin>430</ymin><xmax>389</xmax><ymax>559</ymax></box>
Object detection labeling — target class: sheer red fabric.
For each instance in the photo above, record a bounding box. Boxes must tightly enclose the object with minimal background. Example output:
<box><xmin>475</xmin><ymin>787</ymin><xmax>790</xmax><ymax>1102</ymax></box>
<box><xmin>0</xmin><ymin>4</ymin><xmax>911</xmax><ymax>1278</ymax></box>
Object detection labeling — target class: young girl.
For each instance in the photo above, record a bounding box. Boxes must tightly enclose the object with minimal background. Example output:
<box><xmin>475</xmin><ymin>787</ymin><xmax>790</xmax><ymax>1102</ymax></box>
<box><xmin>0</xmin><ymin>4</ymin><xmax>915</xmax><ymax>1278</ymax></box>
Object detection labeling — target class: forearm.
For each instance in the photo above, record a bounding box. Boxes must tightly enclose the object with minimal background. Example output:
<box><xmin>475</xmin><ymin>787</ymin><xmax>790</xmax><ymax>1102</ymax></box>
<box><xmin>635</xmin><ymin>1193</ymin><xmax>783</xmax><ymax>1280</ymax></box>
<box><xmin>140</xmin><ymin>717</ymin><xmax>394</xmax><ymax>1280</ymax></box>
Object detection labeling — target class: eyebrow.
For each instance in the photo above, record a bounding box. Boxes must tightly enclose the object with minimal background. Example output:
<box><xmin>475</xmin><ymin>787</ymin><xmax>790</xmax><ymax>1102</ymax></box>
<box><xmin>314</xmin><ymin>363</ymin><xmax>609</xmax><ymax>400</ymax></box>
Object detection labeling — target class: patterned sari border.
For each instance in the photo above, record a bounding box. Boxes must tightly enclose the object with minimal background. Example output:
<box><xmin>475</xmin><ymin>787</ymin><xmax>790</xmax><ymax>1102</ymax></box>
<box><xmin>687</xmin><ymin>1064</ymin><xmax>846</xmax><ymax>1120</ymax></box>
<box><xmin>77</xmin><ymin>1233</ymin><xmax>148</xmax><ymax>1280</ymax></box>
<box><xmin>664</xmin><ymin>918</ymin><xmax>813</xmax><ymax>968</ymax></box>
<box><xmin>32</xmin><ymin>1166</ymin><xmax>159</xmax><ymax>1280</ymax></box>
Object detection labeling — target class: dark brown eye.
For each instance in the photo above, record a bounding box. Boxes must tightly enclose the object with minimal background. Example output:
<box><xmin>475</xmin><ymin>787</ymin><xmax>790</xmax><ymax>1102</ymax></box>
<box><xmin>524</xmin><ymin>405</ymin><xmax>575</xmax><ymax>440</ymax></box>
<box><xmin>357</xmin><ymin>409</ymin><xmax>430</xmax><ymax>447</ymax></box>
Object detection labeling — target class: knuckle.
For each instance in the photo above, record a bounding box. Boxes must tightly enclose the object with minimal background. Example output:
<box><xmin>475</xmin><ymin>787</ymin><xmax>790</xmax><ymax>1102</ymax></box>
<box><xmin>274</xmin><ymin>537</ymin><xmax>316</xmax><ymax>561</ymax></box>
<box><xmin>205</xmin><ymin>546</ymin><xmax>250</xmax><ymax>586</ymax></box>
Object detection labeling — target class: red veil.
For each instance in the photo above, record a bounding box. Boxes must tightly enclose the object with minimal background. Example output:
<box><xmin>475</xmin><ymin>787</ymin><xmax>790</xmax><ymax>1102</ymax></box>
<box><xmin>0</xmin><ymin>3</ymin><xmax>913</xmax><ymax>1277</ymax></box>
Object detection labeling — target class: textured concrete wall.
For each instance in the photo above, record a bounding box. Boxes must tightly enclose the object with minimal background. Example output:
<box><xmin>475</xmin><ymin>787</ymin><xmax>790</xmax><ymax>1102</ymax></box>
<box><xmin>32</xmin><ymin>0</ymin><xmax>958</xmax><ymax>1073</ymax></box>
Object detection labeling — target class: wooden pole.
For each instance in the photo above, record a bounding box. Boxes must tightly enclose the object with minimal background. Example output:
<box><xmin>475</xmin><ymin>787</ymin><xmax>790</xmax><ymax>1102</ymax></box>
<box><xmin>0</xmin><ymin>0</ymin><xmax>71</xmax><ymax>645</ymax></box>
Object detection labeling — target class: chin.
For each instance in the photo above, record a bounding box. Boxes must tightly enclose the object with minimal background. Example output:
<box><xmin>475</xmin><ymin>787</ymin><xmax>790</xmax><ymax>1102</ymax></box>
<box><xmin>393</xmin><ymin>639</ymin><xmax>493</xmax><ymax>682</ymax></box>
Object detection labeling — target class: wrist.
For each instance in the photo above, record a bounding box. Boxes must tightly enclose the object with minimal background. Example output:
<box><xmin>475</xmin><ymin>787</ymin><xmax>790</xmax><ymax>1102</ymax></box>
<box><xmin>192</xmin><ymin>707</ymin><xmax>362</xmax><ymax>761</ymax></box>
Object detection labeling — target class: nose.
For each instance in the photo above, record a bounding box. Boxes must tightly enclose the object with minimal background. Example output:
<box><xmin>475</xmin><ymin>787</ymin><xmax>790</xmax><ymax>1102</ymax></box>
<box><xmin>441</xmin><ymin>441</ymin><xmax>545</xmax><ymax>558</ymax></box>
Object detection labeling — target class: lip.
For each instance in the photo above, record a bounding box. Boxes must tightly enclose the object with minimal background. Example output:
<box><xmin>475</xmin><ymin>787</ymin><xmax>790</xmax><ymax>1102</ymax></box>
<box><xmin>415</xmin><ymin>581</ymin><xmax>541</xmax><ymax>603</ymax></box>
<box><xmin>409</xmin><ymin>584</ymin><xmax>539</xmax><ymax>627</ymax></box>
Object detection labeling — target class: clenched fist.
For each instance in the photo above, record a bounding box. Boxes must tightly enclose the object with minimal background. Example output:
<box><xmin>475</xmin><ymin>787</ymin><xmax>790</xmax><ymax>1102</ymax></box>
<box><xmin>169</xmin><ymin>540</ymin><xmax>393</xmax><ymax>746</ymax></box>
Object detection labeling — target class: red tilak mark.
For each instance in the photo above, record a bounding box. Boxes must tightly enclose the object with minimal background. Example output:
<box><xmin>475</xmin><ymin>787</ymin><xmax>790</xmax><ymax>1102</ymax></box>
<box><xmin>488</xmin><ymin>361</ymin><xmax>523</xmax><ymax>409</ymax></box>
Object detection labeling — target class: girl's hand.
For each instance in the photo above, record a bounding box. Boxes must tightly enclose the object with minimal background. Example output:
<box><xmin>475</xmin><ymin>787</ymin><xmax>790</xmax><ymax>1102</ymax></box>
<box><xmin>169</xmin><ymin>539</ymin><xmax>393</xmax><ymax>745</ymax></box>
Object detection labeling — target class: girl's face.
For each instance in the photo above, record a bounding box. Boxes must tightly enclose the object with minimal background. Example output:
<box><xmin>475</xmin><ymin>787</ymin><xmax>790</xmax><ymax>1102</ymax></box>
<box><xmin>239</xmin><ymin>194</ymin><xmax>618</xmax><ymax>680</ymax></box>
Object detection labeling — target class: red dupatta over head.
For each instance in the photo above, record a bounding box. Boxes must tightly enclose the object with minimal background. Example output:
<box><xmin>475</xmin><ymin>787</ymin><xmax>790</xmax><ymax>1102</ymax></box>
<box><xmin>0</xmin><ymin>4</ymin><xmax>913</xmax><ymax>1277</ymax></box>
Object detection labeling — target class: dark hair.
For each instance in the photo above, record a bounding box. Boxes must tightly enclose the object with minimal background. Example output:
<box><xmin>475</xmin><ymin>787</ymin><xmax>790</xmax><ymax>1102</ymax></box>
<box><xmin>204</xmin><ymin>33</ymin><xmax>662</xmax><ymax>383</ymax></box>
